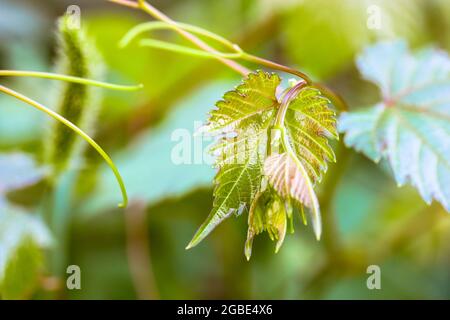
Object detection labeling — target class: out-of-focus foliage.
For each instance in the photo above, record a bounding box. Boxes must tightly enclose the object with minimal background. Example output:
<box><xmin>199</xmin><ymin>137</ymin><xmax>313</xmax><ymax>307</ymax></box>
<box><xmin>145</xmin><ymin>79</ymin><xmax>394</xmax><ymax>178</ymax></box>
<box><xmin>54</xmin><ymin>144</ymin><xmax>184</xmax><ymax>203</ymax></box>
<box><xmin>0</xmin><ymin>0</ymin><xmax>449</xmax><ymax>300</ymax></box>
<box><xmin>282</xmin><ymin>0</ymin><xmax>428</xmax><ymax>79</ymax></box>
<box><xmin>84</xmin><ymin>14</ymin><xmax>201</xmax><ymax>121</ymax></box>
<box><xmin>340</xmin><ymin>41</ymin><xmax>450</xmax><ymax>211</ymax></box>
<box><xmin>81</xmin><ymin>81</ymin><xmax>228</xmax><ymax>215</ymax></box>
<box><xmin>0</xmin><ymin>153</ymin><xmax>50</xmax><ymax>299</ymax></box>
<box><xmin>0</xmin><ymin>205</ymin><xmax>51</xmax><ymax>299</ymax></box>
<box><xmin>0</xmin><ymin>153</ymin><xmax>46</xmax><ymax>195</ymax></box>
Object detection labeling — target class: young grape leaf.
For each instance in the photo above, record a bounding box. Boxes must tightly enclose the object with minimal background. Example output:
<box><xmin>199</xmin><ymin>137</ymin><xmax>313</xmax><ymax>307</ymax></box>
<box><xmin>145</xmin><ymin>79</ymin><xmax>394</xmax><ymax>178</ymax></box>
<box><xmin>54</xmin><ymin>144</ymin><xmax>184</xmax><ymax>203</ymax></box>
<box><xmin>187</xmin><ymin>71</ymin><xmax>280</xmax><ymax>249</ymax></box>
<box><xmin>339</xmin><ymin>41</ymin><xmax>450</xmax><ymax>211</ymax></box>
<box><xmin>260</xmin><ymin>86</ymin><xmax>338</xmax><ymax>245</ymax></box>
<box><xmin>245</xmin><ymin>190</ymin><xmax>287</xmax><ymax>260</ymax></box>
<box><xmin>264</xmin><ymin>152</ymin><xmax>321</xmax><ymax>239</ymax></box>
<box><xmin>285</xmin><ymin>87</ymin><xmax>338</xmax><ymax>183</ymax></box>
<box><xmin>188</xmin><ymin>71</ymin><xmax>338</xmax><ymax>256</ymax></box>
<box><xmin>202</xmin><ymin>71</ymin><xmax>280</xmax><ymax>133</ymax></box>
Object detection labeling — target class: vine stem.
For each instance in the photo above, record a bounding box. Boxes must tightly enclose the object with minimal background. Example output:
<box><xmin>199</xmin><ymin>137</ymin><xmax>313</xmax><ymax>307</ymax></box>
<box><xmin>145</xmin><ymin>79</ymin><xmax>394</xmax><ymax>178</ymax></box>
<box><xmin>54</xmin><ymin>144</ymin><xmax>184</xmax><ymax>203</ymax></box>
<box><xmin>119</xmin><ymin>21</ymin><xmax>241</xmax><ymax>51</ymax></box>
<box><xmin>241</xmin><ymin>57</ymin><xmax>347</xmax><ymax>112</ymax></box>
<box><xmin>107</xmin><ymin>0</ymin><xmax>250</xmax><ymax>76</ymax></box>
<box><xmin>274</xmin><ymin>81</ymin><xmax>307</xmax><ymax>128</ymax></box>
<box><xmin>109</xmin><ymin>0</ymin><xmax>348</xmax><ymax>112</ymax></box>
<box><xmin>0</xmin><ymin>84</ymin><xmax>128</xmax><ymax>208</ymax></box>
<box><xmin>107</xmin><ymin>0</ymin><xmax>139</xmax><ymax>8</ymax></box>
<box><xmin>0</xmin><ymin>70</ymin><xmax>143</xmax><ymax>91</ymax></box>
<box><xmin>243</xmin><ymin>54</ymin><xmax>312</xmax><ymax>83</ymax></box>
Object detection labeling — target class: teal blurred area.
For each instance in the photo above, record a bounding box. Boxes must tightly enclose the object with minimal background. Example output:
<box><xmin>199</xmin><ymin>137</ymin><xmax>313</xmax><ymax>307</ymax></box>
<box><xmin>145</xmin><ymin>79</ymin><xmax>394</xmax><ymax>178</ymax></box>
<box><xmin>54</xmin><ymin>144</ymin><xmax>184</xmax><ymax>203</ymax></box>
<box><xmin>0</xmin><ymin>0</ymin><xmax>449</xmax><ymax>300</ymax></box>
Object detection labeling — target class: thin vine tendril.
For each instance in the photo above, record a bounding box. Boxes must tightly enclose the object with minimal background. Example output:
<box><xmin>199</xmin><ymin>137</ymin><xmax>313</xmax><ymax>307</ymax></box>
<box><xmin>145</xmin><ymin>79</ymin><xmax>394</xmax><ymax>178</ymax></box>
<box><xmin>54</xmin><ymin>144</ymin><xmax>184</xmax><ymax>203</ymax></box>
<box><xmin>120</xmin><ymin>21</ymin><xmax>242</xmax><ymax>53</ymax></box>
<box><xmin>138</xmin><ymin>39</ymin><xmax>243</xmax><ymax>59</ymax></box>
<box><xmin>0</xmin><ymin>84</ymin><xmax>129</xmax><ymax>208</ymax></box>
<box><xmin>0</xmin><ymin>70</ymin><xmax>143</xmax><ymax>91</ymax></box>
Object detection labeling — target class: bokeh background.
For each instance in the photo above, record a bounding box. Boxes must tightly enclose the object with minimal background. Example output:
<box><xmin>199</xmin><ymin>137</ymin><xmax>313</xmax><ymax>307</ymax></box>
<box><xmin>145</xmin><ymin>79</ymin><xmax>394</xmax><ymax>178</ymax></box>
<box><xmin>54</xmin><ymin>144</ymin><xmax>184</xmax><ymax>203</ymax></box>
<box><xmin>0</xmin><ymin>0</ymin><xmax>449</xmax><ymax>299</ymax></box>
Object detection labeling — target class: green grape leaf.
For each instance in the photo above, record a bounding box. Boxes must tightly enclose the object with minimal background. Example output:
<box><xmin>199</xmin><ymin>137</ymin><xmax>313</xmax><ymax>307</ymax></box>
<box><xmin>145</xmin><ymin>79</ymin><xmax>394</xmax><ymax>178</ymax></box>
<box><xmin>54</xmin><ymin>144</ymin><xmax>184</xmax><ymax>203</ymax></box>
<box><xmin>285</xmin><ymin>87</ymin><xmax>338</xmax><ymax>183</ymax></box>
<box><xmin>187</xmin><ymin>71</ymin><xmax>280</xmax><ymax>249</ymax></box>
<box><xmin>261</xmin><ymin>86</ymin><xmax>338</xmax><ymax>244</ymax></box>
<box><xmin>187</xmin><ymin>162</ymin><xmax>264</xmax><ymax>249</ymax></box>
<box><xmin>0</xmin><ymin>204</ymin><xmax>52</xmax><ymax>299</ymax></box>
<box><xmin>188</xmin><ymin>72</ymin><xmax>338</xmax><ymax>256</ymax></box>
<box><xmin>202</xmin><ymin>71</ymin><xmax>280</xmax><ymax>133</ymax></box>
<box><xmin>339</xmin><ymin>41</ymin><xmax>450</xmax><ymax>211</ymax></box>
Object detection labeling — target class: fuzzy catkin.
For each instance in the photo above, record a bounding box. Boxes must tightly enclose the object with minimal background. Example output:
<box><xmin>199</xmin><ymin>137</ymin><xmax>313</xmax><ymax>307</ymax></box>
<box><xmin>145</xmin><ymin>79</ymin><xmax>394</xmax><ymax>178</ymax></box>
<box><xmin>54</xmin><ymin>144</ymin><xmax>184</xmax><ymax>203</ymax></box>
<box><xmin>45</xmin><ymin>15</ymin><xmax>105</xmax><ymax>179</ymax></box>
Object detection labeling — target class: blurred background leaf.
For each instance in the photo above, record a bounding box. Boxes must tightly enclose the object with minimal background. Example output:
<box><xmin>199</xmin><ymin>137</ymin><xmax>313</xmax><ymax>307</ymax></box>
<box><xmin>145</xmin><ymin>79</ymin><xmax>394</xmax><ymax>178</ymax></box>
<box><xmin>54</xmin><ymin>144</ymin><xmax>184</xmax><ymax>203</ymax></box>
<box><xmin>281</xmin><ymin>0</ymin><xmax>428</xmax><ymax>80</ymax></box>
<box><xmin>0</xmin><ymin>204</ymin><xmax>51</xmax><ymax>299</ymax></box>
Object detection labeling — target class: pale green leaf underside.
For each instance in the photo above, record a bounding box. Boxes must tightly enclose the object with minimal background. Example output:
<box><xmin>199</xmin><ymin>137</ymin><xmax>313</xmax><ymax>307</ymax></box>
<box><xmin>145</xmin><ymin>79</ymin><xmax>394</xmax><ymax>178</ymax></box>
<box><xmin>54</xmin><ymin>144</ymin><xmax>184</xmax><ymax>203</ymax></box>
<box><xmin>339</xmin><ymin>41</ymin><xmax>450</xmax><ymax>211</ymax></box>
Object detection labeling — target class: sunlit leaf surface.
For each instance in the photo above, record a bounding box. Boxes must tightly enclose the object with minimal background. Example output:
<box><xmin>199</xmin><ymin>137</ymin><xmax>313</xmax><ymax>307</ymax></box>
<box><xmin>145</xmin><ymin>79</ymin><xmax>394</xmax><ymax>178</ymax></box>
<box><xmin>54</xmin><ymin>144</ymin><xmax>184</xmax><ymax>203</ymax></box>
<box><xmin>189</xmin><ymin>72</ymin><xmax>337</xmax><ymax>254</ymax></box>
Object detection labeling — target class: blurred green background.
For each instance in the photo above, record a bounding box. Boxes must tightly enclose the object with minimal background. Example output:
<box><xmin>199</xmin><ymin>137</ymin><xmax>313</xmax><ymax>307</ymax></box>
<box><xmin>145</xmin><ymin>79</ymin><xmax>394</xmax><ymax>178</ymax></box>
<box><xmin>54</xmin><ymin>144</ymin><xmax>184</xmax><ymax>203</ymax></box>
<box><xmin>0</xmin><ymin>0</ymin><xmax>449</xmax><ymax>299</ymax></box>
